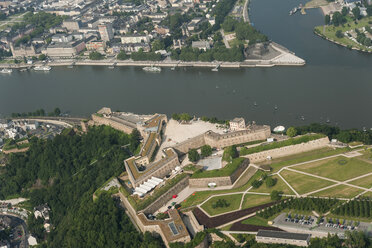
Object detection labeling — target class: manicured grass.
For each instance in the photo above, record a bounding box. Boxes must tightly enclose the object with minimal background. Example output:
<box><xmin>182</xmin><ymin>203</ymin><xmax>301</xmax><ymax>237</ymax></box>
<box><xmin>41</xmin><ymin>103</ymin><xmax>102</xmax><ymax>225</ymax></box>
<box><xmin>362</xmin><ymin>191</ymin><xmax>372</xmax><ymax>198</ymax></box>
<box><xmin>241</xmin><ymin>194</ymin><xmax>272</xmax><ymax>209</ymax></box>
<box><xmin>250</xmin><ymin>175</ymin><xmax>294</xmax><ymax>195</ymax></box>
<box><xmin>294</xmin><ymin>157</ymin><xmax>372</xmax><ymax>181</ymax></box>
<box><xmin>348</xmin><ymin>174</ymin><xmax>372</xmax><ymax>189</ymax></box>
<box><xmin>311</xmin><ymin>185</ymin><xmax>364</xmax><ymax>199</ymax></box>
<box><xmin>181</xmin><ymin>170</ymin><xmax>263</xmax><ymax>209</ymax></box>
<box><xmin>240</xmin><ymin>134</ymin><xmax>325</xmax><ymax>155</ymax></box>
<box><xmin>280</xmin><ymin>170</ymin><xmax>335</xmax><ymax>195</ymax></box>
<box><xmin>260</xmin><ymin>147</ymin><xmax>349</xmax><ymax>173</ymax></box>
<box><xmin>314</xmin><ymin>16</ymin><xmax>372</xmax><ymax>52</ymax></box>
<box><xmin>200</xmin><ymin>194</ymin><xmax>243</xmax><ymax>216</ymax></box>
<box><xmin>241</xmin><ymin>216</ymin><xmax>270</xmax><ymax>226</ymax></box>
<box><xmin>192</xmin><ymin>157</ymin><xmax>245</xmax><ymax>178</ymax></box>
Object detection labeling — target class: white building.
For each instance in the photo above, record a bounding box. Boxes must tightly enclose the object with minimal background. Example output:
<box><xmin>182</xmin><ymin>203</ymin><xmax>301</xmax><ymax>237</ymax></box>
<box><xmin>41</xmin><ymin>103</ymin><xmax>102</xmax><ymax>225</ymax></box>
<box><xmin>121</xmin><ymin>34</ymin><xmax>150</xmax><ymax>44</ymax></box>
<box><xmin>229</xmin><ymin>117</ymin><xmax>246</xmax><ymax>131</ymax></box>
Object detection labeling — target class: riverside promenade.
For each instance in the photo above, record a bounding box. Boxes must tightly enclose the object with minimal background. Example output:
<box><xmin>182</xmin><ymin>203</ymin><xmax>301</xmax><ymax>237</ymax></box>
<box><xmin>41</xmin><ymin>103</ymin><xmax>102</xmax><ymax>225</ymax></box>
<box><xmin>0</xmin><ymin>45</ymin><xmax>305</xmax><ymax>69</ymax></box>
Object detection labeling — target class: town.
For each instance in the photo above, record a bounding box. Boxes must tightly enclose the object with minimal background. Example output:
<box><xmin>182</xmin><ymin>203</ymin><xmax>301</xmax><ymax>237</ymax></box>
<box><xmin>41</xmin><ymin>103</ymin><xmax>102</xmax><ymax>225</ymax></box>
<box><xmin>0</xmin><ymin>0</ymin><xmax>305</xmax><ymax>73</ymax></box>
<box><xmin>2</xmin><ymin>108</ymin><xmax>371</xmax><ymax>247</ymax></box>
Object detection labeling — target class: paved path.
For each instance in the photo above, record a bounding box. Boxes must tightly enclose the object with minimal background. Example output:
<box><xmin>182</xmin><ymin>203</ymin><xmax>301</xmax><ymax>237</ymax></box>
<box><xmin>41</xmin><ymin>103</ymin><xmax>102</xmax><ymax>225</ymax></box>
<box><xmin>243</xmin><ymin>0</ymin><xmax>250</xmax><ymax>23</ymax></box>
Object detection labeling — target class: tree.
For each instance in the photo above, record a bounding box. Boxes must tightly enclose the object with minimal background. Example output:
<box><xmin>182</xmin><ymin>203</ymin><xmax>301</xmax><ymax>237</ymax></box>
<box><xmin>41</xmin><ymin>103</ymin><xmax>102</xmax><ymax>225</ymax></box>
<box><xmin>151</xmin><ymin>39</ymin><xmax>165</xmax><ymax>51</ymax></box>
<box><xmin>222</xmin><ymin>145</ymin><xmax>238</xmax><ymax>162</ymax></box>
<box><xmin>332</xmin><ymin>12</ymin><xmax>346</xmax><ymax>26</ymax></box>
<box><xmin>270</xmin><ymin>190</ymin><xmax>282</xmax><ymax>201</ymax></box>
<box><xmin>172</xmin><ymin>113</ymin><xmax>180</xmax><ymax>121</ymax></box>
<box><xmin>265</xmin><ymin>177</ymin><xmax>277</xmax><ymax>187</ymax></box>
<box><xmin>286</xmin><ymin>127</ymin><xmax>297</xmax><ymax>137</ymax></box>
<box><xmin>89</xmin><ymin>51</ymin><xmax>104</xmax><ymax>60</ymax></box>
<box><xmin>341</xmin><ymin>7</ymin><xmax>349</xmax><ymax>16</ymax></box>
<box><xmin>352</xmin><ymin>7</ymin><xmax>361</xmax><ymax>20</ymax></box>
<box><xmin>336</xmin><ymin>30</ymin><xmax>344</xmax><ymax>38</ymax></box>
<box><xmin>188</xmin><ymin>149</ymin><xmax>200</xmax><ymax>162</ymax></box>
<box><xmin>325</xmin><ymin>14</ymin><xmax>331</xmax><ymax>25</ymax></box>
<box><xmin>367</xmin><ymin>6</ymin><xmax>372</xmax><ymax>16</ymax></box>
<box><xmin>201</xmin><ymin>145</ymin><xmax>212</xmax><ymax>157</ymax></box>
<box><xmin>54</xmin><ymin>107</ymin><xmax>61</xmax><ymax>116</ymax></box>
<box><xmin>344</xmin><ymin>231</ymin><xmax>367</xmax><ymax>248</ymax></box>
<box><xmin>38</xmin><ymin>54</ymin><xmax>46</xmax><ymax>61</ymax></box>
<box><xmin>251</xmin><ymin>180</ymin><xmax>263</xmax><ymax>188</ymax></box>
<box><xmin>117</xmin><ymin>51</ymin><xmax>129</xmax><ymax>60</ymax></box>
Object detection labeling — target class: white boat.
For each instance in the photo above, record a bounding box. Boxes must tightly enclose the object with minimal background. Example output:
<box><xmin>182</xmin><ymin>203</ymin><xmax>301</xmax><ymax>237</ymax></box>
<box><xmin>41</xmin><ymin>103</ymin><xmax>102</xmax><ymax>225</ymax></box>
<box><xmin>34</xmin><ymin>66</ymin><xmax>51</xmax><ymax>71</ymax></box>
<box><xmin>142</xmin><ymin>66</ymin><xmax>161</xmax><ymax>72</ymax></box>
<box><xmin>0</xmin><ymin>68</ymin><xmax>12</xmax><ymax>74</ymax></box>
<box><xmin>211</xmin><ymin>68</ymin><xmax>219</xmax><ymax>72</ymax></box>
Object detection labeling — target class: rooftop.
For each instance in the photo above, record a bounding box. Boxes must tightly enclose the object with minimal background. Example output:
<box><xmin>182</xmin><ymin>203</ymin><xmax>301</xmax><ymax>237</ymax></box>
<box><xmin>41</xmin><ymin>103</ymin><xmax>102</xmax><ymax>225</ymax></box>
<box><xmin>257</xmin><ymin>230</ymin><xmax>311</xmax><ymax>241</ymax></box>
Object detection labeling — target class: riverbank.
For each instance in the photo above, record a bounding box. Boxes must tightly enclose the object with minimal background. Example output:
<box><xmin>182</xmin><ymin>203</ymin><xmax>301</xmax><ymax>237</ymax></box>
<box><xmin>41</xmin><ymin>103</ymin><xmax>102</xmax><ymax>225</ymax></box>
<box><xmin>0</xmin><ymin>43</ymin><xmax>305</xmax><ymax>69</ymax></box>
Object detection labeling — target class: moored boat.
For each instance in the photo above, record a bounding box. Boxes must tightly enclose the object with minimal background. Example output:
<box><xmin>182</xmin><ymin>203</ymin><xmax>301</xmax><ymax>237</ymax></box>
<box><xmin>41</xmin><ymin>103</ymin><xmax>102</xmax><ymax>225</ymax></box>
<box><xmin>34</xmin><ymin>66</ymin><xmax>52</xmax><ymax>71</ymax></box>
<box><xmin>0</xmin><ymin>68</ymin><xmax>12</xmax><ymax>74</ymax></box>
<box><xmin>142</xmin><ymin>66</ymin><xmax>161</xmax><ymax>72</ymax></box>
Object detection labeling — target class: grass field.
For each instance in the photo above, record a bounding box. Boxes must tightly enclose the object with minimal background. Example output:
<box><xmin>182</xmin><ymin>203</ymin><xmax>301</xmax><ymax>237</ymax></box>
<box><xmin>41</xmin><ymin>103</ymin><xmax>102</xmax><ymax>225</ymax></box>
<box><xmin>250</xmin><ymin>175</ymin><xmax>294</xmax><ymax>195</ymax></box>
<box><xmin>362</xmin><ymin>191</ymin><xmax>372</xmax><ymax>198</ymax></box>
<box><xmin>294</xmin><ymin>157</ymin><xmax>372</xmax><ymax>181</ymax></box>
<box><xmin>241</xmin><ymin>216</ymin><xmax>269</xmax><ymax>226</ymax></box>
<box><xmin>280</xmin><ymin>170</ymin><xmax>335</xmax><ymax>195</ymax></box>
<box><xmin>201</xmin><ymin>194</ymin><xmax>242</xmax><ymax>216</ymax></box>
<box><xmin>181</xmin><ymin>170</ymin><xmax>263</xmax><ymax>209</ymax></box>
<box><xmin>348</xmin><ymin>174</ymin><xmax>372</xmax><ymax>189</ymax></box>
<box><xmin>259</xmin><ymin>147</ymin><xmax>349</xmax><ymax>173</ymax></box>
<box><xmin>241</xmin><ymin>194</ymin><xmax>272</xmax><ymax>209</ymax></box>
<box><xmin>314</xmin><ymin>16</ymin><xmax>372</xmax><ymax>52</ymax></box>
<box><xmin>311</xmin><ymin>185</ymin><xmax>364</xmax><ymax>198</ymax></box>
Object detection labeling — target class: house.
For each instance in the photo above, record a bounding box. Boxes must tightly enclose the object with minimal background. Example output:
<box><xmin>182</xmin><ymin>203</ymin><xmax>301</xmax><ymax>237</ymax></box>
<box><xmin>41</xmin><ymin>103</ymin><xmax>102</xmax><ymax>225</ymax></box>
<box><xmin>229</xmin><ymin>118</ymin><xmax>246</xmax><ymax>131</ymax></box>
<box><xmin>34</xmin><ymin>204</ymin><xmax>51</xmax><ymax>220</ymax></box>
<box><xmin>256</xmin><ymin>230</ymin><xmax>311</xmax><ymax>247</ymax></box>
<box><xmin>191</xmin><ymin>40</ymin><xmax>210</xmax><ymax>51</ymax></box>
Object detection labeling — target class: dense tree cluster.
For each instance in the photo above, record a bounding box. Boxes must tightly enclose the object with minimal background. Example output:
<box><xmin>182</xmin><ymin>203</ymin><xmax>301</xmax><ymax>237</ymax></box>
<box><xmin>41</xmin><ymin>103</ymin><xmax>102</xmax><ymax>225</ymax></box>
<box><xmin>201</xmin><ymin>145</ymin><xmax>212</xmax><ymax>158</ymax></box>
<box><xmin>332</xmin><ymin>12</ymin><xmax>347</xmax><ymax>26</ymax></box>
<box><xmin>172</xmin><ymin>113</ymin><xmax>192</xmax><ymax>121</ymax></box>
<box><xmin>171</xmin><ymin>46</ymin><xmax>244</xmax><ymax>62</ymax></box>
<box><xmin>11</xmin><ymin>107</ymin><xmax>61</xmax><ymax>118</ymax></box>
<box><xmin>257</xmin><ymin>198</ymin><xmax>340</xmax><ymax>219</ymax></box>
<box><xmin>332</xmin><ymin>199</ymin><xmax>372</xmax><ymax>218</ymax></box>
<box><xmin>117</xmin><ymin>51</ymin><xmax>129</xmax><ymax>60</ymax></box>
<box><xmin>0</xmin><ymin>126</ymin><xmax>162</xmax><ymax>247</ymax></box>
<box><xmin>295</xmin><ymin>123</ymin><xmax>372</xmax><ymax>144</ymax></box>
<box><xmin>212</xmin><ymin>0</ymin><xmax>238</xmax><ymax>29</ymax></box>
<box><xmin>89</xmin><ymin>51</ymin><xmax>104</xmax><ymax>60</ymax></box>
<box><xmin>188</xmin><ymin>149</ymin><xmax>200</xmax><ymax>162</ymax></box>
<box><xmin>130</xmin><ymin>50</ymin><xmax>162</xmax><ymax>61</ymax></box>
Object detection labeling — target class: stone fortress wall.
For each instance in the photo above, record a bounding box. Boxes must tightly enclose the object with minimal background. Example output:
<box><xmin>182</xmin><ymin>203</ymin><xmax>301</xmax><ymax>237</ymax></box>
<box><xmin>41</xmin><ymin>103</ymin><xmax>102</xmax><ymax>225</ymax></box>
<box><xmin>91</xmin><ymin>114</ymin><xmax>135</xmax><ymax>134</ymax></box>
<box><xmin>243</xmin><ymin>137</ymin><xmax>330</xmax><ymax>163</ymax></box>
<box><xmin>188</xmin><ymin>159</ymin><xmax>250</xmax><ymax>188</ymax></box>
<box><xmin>173</xmin><ymin>125</ymin><xmax>271</xmax><ymax>154</ymax></box>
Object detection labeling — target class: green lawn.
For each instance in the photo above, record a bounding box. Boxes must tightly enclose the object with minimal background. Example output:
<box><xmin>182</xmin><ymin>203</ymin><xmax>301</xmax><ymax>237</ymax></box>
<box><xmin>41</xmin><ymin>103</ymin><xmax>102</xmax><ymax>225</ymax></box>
<box><xmin>241</xmin><ymin>216</ymin><xmax>270</xmax><ymax>226</ymax></box>
<box><xmin>280</xmin><ymin>170</ymin><xmax>335</xmax><ymax>195</ymax></box>
<box><xmin>250</xmin><ymin>175</ymin><xmax>294</xmax><ymax>195</ymax></box>
<box><xmin>233</xmin><ymin>166</ymin><xmax>258</xmax><ymax>189</ymax></box>
<box><xmin>200</xmin><ymin>194</ymin><xmax>243</xmax><ymax>216</ymax></box>
<box><xmin>361</xmin><ymin>191</ymin><xmax>372</xmax><ymax>198</ymax></box>
<box><xmin>192</xmin><ymin>157</ymin><xmax>245</xmax><ymax>178</ymax></box>
<box><xmin>241</xmin><ymin>194</ymin><xmax>272</xmax><ymax>209</ymax></box>
<box><xmin>348</xmin><ymin>174</ymin><xmax>372</xmax><ymax>189</ymax></box>
<box><xmin>314</xmin><ymin>16</ymin><xmax>372</xmax><ymax>52</ymax></box>
<box><xmin>294</xmin><ymin>157</ymin><xmax>372</xmax><ymax>181</ymax></box>
<box><xmin>181</xmin><ymin>170</ymin><xmax>263</xmax><ymax>209</ymax></box>
<box><xmin>311</xmin><ymin>185</ymin><xmax>364</xmax><ymax>199</ymax></box>
<box><xmin>260</xmin><ymin>147</ymin><xmax>349</xmax><ymax>173</ymax></box>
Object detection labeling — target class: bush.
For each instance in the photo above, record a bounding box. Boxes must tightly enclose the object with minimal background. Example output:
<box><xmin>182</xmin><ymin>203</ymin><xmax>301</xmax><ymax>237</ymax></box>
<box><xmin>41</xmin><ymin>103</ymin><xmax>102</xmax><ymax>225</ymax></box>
<box><xmin>286</xmin><ymin>127</ymin><xmax>297</xmax><ymax>137</ymax></box>
<box><xmin>212</xmin><ymin>199</ymin><xmax>230</xmax><ymax>209</ymax></box>
<box><xmin>270</xmin><ymin>190</ymin><xmax>282</xmax><ymax>201</ymax></box>
<box><xmin>188</xmin><ymin>149</ymin><xmax>200</xmax><ymax>162</ymax></box>
<box><xmin>251</xmin><ymin>180</ymin><xmax>263</xmax><ymax>189</ymax></box>
<box><xmin>265</xmin><ymin>177</ymin><xmax>277</xmax><ymax>188</ymax></box>
<box><xmin>201</xmin><ymin>145</ymin><xmax>212</xmax><ymax>157</ymax></box>
<box><xmin>222</xmin><ymin>145</ymin><xmax>238</xmax><ymax>162</ymax></box>
<box><xmin>89</xmin><ymin>51</ymin><xmax>104</xmax><ymax>60</ymax></box>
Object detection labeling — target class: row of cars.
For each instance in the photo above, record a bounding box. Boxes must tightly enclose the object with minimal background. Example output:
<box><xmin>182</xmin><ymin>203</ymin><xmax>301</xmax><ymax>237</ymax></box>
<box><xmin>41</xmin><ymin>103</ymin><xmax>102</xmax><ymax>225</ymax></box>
<box><xmin>320</xmin><ymin>218</ymin><xmax>358</xmax><ymax>231</ymax></box>
<box><xmin>284</xmin><ymin>214</ymin><xmax>315</xmax><ymax>226</ymax></box>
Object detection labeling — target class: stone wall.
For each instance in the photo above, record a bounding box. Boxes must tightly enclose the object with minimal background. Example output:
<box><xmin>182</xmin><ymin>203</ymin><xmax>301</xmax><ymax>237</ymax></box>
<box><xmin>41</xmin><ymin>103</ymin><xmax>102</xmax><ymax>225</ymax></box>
<box><xmin>243</xmin><ymin>137</ymin><xmax>330</xmax><ymax>163</ymax></box>
<box><xmin>141</xmin><ymin>175</ymin><xmax>190</xmax><ymax>214</ymax></box>
<box><xmin>189</xmin><ymin>159</ymin><xmax>249</xmax><ymax>188</ymax></box>
<box><xmin>91</xmin><ymin>114</ymin><xmax>134</xmax><ymax>134</ymax></box>
<box><xmin>173</xmin><ymin>133</ymin><xmax>206</xmax><ymax>154</ymax></box>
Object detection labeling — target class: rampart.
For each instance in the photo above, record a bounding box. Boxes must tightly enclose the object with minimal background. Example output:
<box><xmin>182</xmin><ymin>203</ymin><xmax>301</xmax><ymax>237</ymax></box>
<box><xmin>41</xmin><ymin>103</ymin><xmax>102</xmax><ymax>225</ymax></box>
<box><xmin>188</xmin><ymin>159</ymin><xmax>250</xmax><ymax>188</ymax></box>
<box><xmin>91</xmin><ymin>114</ymin><xmax>135</xmax><ymax>134</ymax></box>
<box><xmin>173</xmin><ymin>125</ymin><xmax>271</xmax><ymax>154</ymax></box>
<box><xmin>141</xmin><ymin>175</ymin><xmax>190</xmax><ymax>214</ymax></box>
<box><xmin>243</xmin><ymin>137</ymin><xmax>330</xmax><ymax>163</ymax></box>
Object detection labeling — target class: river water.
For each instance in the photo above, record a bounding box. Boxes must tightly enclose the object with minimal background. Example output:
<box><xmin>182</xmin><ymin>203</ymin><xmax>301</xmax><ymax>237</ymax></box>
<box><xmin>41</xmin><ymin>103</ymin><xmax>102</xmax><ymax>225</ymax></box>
<box><xmin>0</xmin><ymin>0</ymin><xmax>371</xmax><ymax>129</ymax></box>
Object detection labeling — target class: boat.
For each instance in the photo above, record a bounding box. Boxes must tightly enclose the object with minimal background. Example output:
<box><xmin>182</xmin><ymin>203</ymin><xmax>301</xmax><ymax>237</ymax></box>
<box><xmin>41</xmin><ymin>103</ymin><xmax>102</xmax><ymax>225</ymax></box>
<box><xmin>171</xmin><ymin>66</ymin><xmax>176</xmax><ymax>71</ymax></box>
<box><xmin>274</xmin><ymin>105</ymin><xmax>278</xmax><ymax>110</ymax></box>
<box><xmin>67</xmin><ymin>65</ymin><xmax>74</xmax><ymax>69</ymax></box>
<box><xmin>254</xmin><ymin>101</ymin><xmax>258</xmax><ymax>107</ymax></box>
<box><xmin>273</xmin><ymin>126</ymin><xmax>285</xmax><ymax>133</ymax></box>
<box><xmin>211</xmin><ymin>68</ymin><xmax>218</xmax><ymax>72</ymax></box>
<box><xmin>19</xmin><ymin>68</ymin><xmax>28</xmax><ymax>72</ymax></box>
<box><xmin>0</xmin><ymin>68</ymin><xmax>12</xmax><ymax>74</ymax></box>
<box><xmin>289</xmin><ymin>7</ymin><xmax>298</xmax><ymax>15</ymax></box>
<box><xmin>142</xmin><ymin>66</ymin><xmax>161</xmax><ymax>72</ymax></box>
<box><xmin>108</xmin><ymin>66</ymin><xmax>115</xmax><ymax>69</ymax></box>
<box><xmin>300</xmin><ymin>115</ymin><xmax>305</xmax><ymax>121</ymax></box>
<box><xmin>34</xmin><ymin>66</ymin><xmax>51</xmax><ymax>71</ymax></box>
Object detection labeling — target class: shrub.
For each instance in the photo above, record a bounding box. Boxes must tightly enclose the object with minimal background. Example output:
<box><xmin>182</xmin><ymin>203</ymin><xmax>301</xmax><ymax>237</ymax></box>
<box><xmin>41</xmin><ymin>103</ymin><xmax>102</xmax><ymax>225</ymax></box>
<box><xmin>265</xmin><ymin>177</ymin><xmax>277</xmax><ymax>188</ymax></box>
<box><xmin>212</xmin><ymin>199</ymin><xmax>230</xmax><ymax>209</ymax></box>
<box><xmin>251</xmin><ymin>180</ymin><xmax>263</xmax><ymax>189</ymax></box>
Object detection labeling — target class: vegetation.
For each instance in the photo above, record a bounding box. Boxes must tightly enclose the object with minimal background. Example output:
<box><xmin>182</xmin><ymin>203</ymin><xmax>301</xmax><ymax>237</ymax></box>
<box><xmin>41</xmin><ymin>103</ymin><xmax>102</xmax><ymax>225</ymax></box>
<box><xmin>257</xmin><ymin>197</ymin><xmax>340</xmax><ymax>219</ymax></box>
<box><xmin>201</xmin><ymin>194</ymin><xmax>242</xmax><ymax>215</ymax></box>
<box><xmin>188</xmin><ymin>149</ymin><xmax>200</xmax><ymax>162</ymax></box>
<box><xmin>117</xmin><ymin>51</ymin><xmax>129</xmax><ymax>60</ymax></box>
<box><xmin>251</xmin><ymin>179</ymin><xmax>263</xmax><ymax>189</ymax></box>
<box><xmin>286</xmin><ymin>127</ymin><xmax>297</xmax><ymax>137</ymax></box>
<box><xmin>172</xmin><ymin>113</ymin><xmax>192</xmax><ymax>121</ymax></box>
<box><xmin>0</xmin><ymin>126</ymin><xmax>164</xmax><ymax>247</ymax></box>
<box><xmin>212</xmin><ymin>199</ymin><xmax>230</xmax><ymax>209</ymax></box>
<box><xmin>11</xmin><ymin>107</ymin><xmax>62</xmax><ymax>118</ymax></box>
<box><xmin>130</xmin><ymin>50</ymin><xmax>162</xmax><ymax>61</ymax></box>
<box><xmin>270</xmin><ymin>190</ymin><xmax>282</xmax><ymax>201</ymax></box>
<box><xmin>89</xmin><ymin>51</ymin><xmax>104</xmax><ymax>60</ymax></box>
<box><xmin>201</xmin><ymin>145</ymin><xmax>212</xmax><ymax>158</ymax></box>
<box><xmin>332</xmin><ymin>199</ymin><xmax>372</xmax><ymax>218</ymax></box>
<box><xmin>222</xmin><ymin>145</ymin><xmax>238</xmax><ymax>162</ymax></box>
<box><xmin>240</xmin><ymin>134</ymin><xmax>325</xmax><ymax>155</ymax></box>
<box><xmin>170</xmin><ymin>231</ymin><xmax>207</xmax><ymax>248</ymax></box>
<box><xmin>192</xmin><ymin>157</ymin><xmax>245</xmax><ymax>178</ymax></box>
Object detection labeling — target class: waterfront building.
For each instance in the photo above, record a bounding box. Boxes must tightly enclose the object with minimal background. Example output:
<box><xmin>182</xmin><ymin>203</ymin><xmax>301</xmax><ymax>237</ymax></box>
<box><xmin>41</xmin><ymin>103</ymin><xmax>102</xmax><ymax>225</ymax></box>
<box><xmin>98</xmin><ymin>23</ymin><xmax>114</xmax><ymax>41</ymax></box>
<box><xmin>121</xmin><ymin>34</ymin><xmax>150</xmax><ymax>44</ymax></box>
<box><xmin>229</xmin><ymin>117</ymin><xmax>246</xmax><ymax>131</ymax></box>
<box><xmin>192</xmin><ymin>40</ymin><xmax>210</xmax><ymax>51</ymax></box>
<box><xmin>45</xmin><ymin>40</ymin><xmax>85</xmax><ymax>57</ymax></box>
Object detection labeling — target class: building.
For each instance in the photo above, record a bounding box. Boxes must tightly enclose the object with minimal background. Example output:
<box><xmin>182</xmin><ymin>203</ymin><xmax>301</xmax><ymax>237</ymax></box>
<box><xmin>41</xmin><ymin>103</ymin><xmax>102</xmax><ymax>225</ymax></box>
<box><xmin>45</xmin><ymin>40</ymin><xmax>85</xmax><ymax>57</ymax></box>
<box><xmin>62</xmin><ymin>19</ymin><xmax>81</xmax><ymax>31</ymax></box>
<box><xmin>192</xmin><ymin>40</ymin><xmax>210</xmax><ymax>51</ymax></box>
<box><xmin>86</xmin><ymin>40</ymin><xmax>106</xmax><ymax>52</ymax></box>
<box><xmin>98</xmin><ymin>23</ymin><xmax>114</xmax><ymax>41</ymax></box>
<box><xmin>229</xmin><ymin>117</ymin><xmax>246</xmax><ymax>131</ymax></box>
<box><xmin>121</xmin><ymin>34</ymin><xmax>150</xmax><ymax>44</ymax></box>
<box><xmin>256</xmin><ymin>230</ymin><xmax>311</xmax><ymax>247</ymax></box>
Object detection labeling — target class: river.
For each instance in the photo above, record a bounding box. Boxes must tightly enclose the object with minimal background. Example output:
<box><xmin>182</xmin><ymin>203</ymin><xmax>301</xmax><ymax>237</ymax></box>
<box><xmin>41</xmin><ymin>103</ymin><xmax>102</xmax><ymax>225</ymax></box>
<box><xmin>0</xmin><ymin>0</ymin><xmax>371</xmax><ymax>129</ymax></box>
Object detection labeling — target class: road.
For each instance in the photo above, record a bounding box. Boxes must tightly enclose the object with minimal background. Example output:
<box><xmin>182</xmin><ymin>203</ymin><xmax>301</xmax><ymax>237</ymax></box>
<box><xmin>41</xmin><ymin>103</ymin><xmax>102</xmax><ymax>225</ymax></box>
<box><xmin>243</xmin><ymin>0</ymin><xmax>250</xmax><ymax>23</ymax></box>
<box><xmin>0</xmin><ymin>214</ymin><xmax>29</xmax><ymax>248</ymax></box>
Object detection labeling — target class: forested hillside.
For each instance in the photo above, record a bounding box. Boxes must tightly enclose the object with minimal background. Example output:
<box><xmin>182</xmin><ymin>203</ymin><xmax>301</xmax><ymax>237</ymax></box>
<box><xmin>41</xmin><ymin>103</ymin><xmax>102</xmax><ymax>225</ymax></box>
<box><xmin>0</xmin><ymin>126</ymin><xmax>164</xmax><ymax>247</ymax></box>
